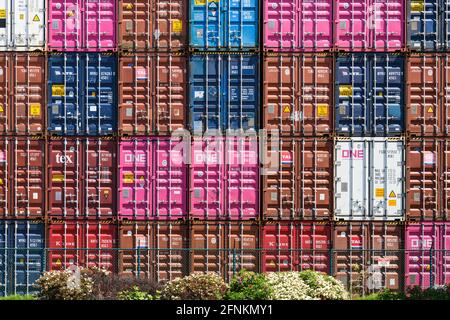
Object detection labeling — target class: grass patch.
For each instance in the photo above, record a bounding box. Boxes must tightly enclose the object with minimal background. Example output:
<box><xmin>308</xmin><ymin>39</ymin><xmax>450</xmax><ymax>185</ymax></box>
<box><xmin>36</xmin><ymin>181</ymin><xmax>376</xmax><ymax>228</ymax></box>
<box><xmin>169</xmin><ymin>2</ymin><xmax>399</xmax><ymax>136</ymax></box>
<box><xmin>0</xmin><ymin>295</ymin><xmax>36</xmax><ymax>300</ymax></box>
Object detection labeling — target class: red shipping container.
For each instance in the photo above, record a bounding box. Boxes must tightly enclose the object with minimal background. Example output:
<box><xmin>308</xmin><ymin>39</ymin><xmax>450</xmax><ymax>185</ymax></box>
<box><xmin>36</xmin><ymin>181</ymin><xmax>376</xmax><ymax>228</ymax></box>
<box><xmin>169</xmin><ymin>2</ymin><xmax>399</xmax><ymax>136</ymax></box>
<box><xmin>118</xmin><ymin>54</ymin><xmax>187</xmax><ymax>135</ymax></box>
<box><xmin>118</xmin><ymin>221</ymin><xmax>189</xmax><ymax>282</ymax></box>
<box><xmin>47</xmin><ymin>137</ymin><xmax>117</xmax><ymax>219</ymax></box>
<box><xmin>405</xmin><ymin>222</ymin><xmax>450</xmax><ymax>288</ymax></box>
<box><xmin>261</xmin><ymin>222</ymin><xmax>331</xmax><ymax>273</ymax></box>
<box><xmin>333</xmin><ymin>222</ymin><xmax>404</xmax><ymax>294</ymax></box>
<box><xmin>0</xmin><ymin>137</ymin><xmax>45</xmax><ymax>219</ymax></box>
<box><xmin>189</xmin><ymin>221</ymin><xmax>260</xmax><ymax>281</ymax></box>
<box><xmin>262</xmin><ymin>137</ymin><xmax>333</xmax><ymax>220</ymax></box>
<box><xmin>48</xmin><ymin>220</ymin><xmax>117</xmax><ymax>272</ymax></box>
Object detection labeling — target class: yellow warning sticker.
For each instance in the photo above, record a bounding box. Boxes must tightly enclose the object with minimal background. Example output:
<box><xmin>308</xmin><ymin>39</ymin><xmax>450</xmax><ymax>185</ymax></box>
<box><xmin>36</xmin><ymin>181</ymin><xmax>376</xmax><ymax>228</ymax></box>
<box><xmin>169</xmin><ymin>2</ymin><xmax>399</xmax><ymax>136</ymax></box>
<box><xmin>19</xmin><ymin>14</ymin><xmax>24</xmax><ymax>20</ymax></box>
<box><xmin>0</xmin><ymin>178</ymin><xmax>3</xmax><ymax>185</ymax></box>
<box><xmin>411</xmin><ymin>1</ymin><xmax>424</xmax><ymax>12</ymax></box>
<box><xmin>388</xmin><ymin>199</ymin><xmax>397</xmax><ymax>207</ymax></box>
<box><xmin>194</xmin><ymin>0</ymin><xmax>206</xmax><ymax>5</ymax></box>
<box><xmin>126</xmin><ymin>3</ymin><xmax>133</xmax><ymax>10</ymax></box>
<box><xmin>123</xmin><ymin>172</ymin><xmax>134</xmax><ymax>183</ymax></box>
<box><xmin>52</xmin><ymin>174</ymin><xmax>65</xmax><ymax>182</ymax></box>
<box><xmin>56</xmin><ymin>259</ymin><xmax>61</xmax><ymax>266</ymax></box>
<box><xmin>389</xmin><ymin>190</ymin><xmax>396</xmax><ymax>198</ymax></box>
<box><xmin>33</xmin><ymin>15</ymin><xmax>40</xmax><ymax>22</ymax></box>
<box><xmin>375</xmin><ymin>188</ymin><xmax>384</xmax><ymax>198</ymax></box>
<box><xmin>339</xmin><ymin>85</ymin><xmax>353</xmax><ymax>97</ymax></box>
<box><xmin>172</xmin><ymin>19</ymin><xmax>182</xmax><ymax>33</ymax></box>
<box><xmin>30</xmin><ymin>103</ymin><xmax>41</xmax><ymax>116</ymax></box>
<box><xmin>0</xmin><ymin>104</ymin><xmax>3</xmax><ymax>113</ymax></box>
<box><xmin>427</xmin><ymin>106</ymin><xmax>434</xmax><ymax>113</ymax></box>
<box><xmin>283</xmin><ymin>105</ymin><xmax>291</xmax><ymax>113</ymax></box>
<box><xmin>52</xmin><ymin>85</ymin><xmax>65</xmax><ymax>97</ymax></box>
<box><xmin>317</xmin><ymin>104</ymin><xmax>328</xmax><ymax>117</ymax></box>
<box><xmin>0</xmin><ymin>9</ymin><xmax>6</xmax><ymax>19</ymax></box>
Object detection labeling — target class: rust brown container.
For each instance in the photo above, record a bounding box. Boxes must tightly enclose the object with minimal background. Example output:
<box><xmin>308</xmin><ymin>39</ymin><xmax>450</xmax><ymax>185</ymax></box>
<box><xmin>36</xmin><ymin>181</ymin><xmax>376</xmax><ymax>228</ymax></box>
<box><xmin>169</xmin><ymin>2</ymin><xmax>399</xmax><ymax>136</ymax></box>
<box><xmin>118</xmin><ymin>221</ymin><xmax>189</xmax><ymax>282</ymax></box>
<box><xmin>119</xmin><ymin>53</ymin><xmax>187</xmax><ymax>135</ymax></box>
<box><xmin>0</xmin><ymin>137</ymin><xmax>45</xmax><ymax>219</ymax></box>
<box><xmin>262</xmin><ymin>137</ymin><xmax>333</xmax><ymax>220</ymax></box>
<box><xmin>118</xmin><ymin>0</ymin><xmax>187</xmax><ymax>52</ymax></box>
<box><xmin>189</xmin><ymin>221</ymin><xmax>260</xmax><ymax>281</ymax></box>
<box><xmin>333</xmin><ymin>222</ymin><xmax>404</xmax><ymax>295</ymax></box>
<box><xmin>0</xmin><ymin>53</ymin><xmax>45</xmax><ymax>135</ymax></box>
<box><xmin>47</xmin><ymin>137</ymin><xmax>117</xmax><ymax>220</ymax></box>
<box><xmin>263</xmin><ymin>53</ymin><xmax>333</xmax><ymax>136</ymax></box>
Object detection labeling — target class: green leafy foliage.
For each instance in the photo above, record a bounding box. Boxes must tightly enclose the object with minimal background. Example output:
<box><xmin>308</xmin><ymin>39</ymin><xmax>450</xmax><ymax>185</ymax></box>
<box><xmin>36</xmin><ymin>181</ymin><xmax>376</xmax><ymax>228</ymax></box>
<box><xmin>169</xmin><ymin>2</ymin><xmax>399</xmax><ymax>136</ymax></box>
<box><xmin>117</xmin><ymin>286</ymin><xmax>153</xmax><ymax>300</ymax></box>
<box><xmin>225</xmin><ymin>270</ymin><xmax>272</xmax><ymax>300</ymax></box>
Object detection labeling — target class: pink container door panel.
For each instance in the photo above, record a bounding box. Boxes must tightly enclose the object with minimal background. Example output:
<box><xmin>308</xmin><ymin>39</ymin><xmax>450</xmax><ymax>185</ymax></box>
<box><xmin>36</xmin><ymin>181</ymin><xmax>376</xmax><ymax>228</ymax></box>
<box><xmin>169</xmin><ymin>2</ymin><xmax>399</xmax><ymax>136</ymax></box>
<box><xmin>153</xmin><ymin>138</ymin><xmax>187</xmax><ymax>220</ymax></box>
<box><xmin>335</xmin><ymin>0</ymin><xmax>366</xmax><ymax>50</ymax></box>
<box><xmin>190</xmin><ymin>137</ymin><xmax>224</xmax><ymax>219</ymax></box>
<box><xmin>85</xmin><ymin>0</ymin><xmax>116</xmax><ymax>50</ymax></box>
<box><xmin>119</xmin><ymin>139</ymin><xmax>152</xmax><ymax>220</ymax></box>
<box><xmin>264</xmin><ymin>0</ymin><xmax>295</xmax><ymax>50</ymax></box>
<box><xmin>372</xmin><ymin>1</ymin><xmax>404</xmax><ymax>50</ymax></box>
<box><xmin>226</xmin><ymin>138</ymin><xmax>259</xmax><ymax>220</ymax></box>
<box><xmin>48</xmin><ymin>0</ymin><xmax>82</xmax><ymax>50</ymax></box>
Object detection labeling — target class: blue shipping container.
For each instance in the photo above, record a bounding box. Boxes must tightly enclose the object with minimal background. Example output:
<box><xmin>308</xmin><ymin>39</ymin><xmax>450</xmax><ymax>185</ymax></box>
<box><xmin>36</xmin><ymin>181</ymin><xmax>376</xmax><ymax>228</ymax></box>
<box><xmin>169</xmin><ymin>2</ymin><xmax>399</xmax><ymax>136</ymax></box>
<box><xmin>0</xmin><ymin>221</ymin><xmax>45</xmax><ymax>297</ymax></box>
<box><xmin>190</xmin><ymin>0</ymin><xmax>259</xmax><ymax>50</ymax></box>
<box><xmin>335</xmin><ymin>54</ymin><xmax>404</xmax><ymax>136</ymax></box>
<box><xmin>48</xmin><ymin>53</ymin><xmax>117</xmax><ymax>136</ymax></box>
<box><xmin>190</xmin><ymin>54</ymin><xmax>259</xmax><ymax>133</ymax></box>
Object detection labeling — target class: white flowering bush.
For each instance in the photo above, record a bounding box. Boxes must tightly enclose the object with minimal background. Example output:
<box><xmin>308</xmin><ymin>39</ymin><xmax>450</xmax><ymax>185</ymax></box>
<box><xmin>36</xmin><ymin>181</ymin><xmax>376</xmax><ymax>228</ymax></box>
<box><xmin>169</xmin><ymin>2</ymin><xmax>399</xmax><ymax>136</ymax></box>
<box><xmin>35</xmin><ymin>269</ymin><xmax>94</xmax><ymax>300</ymax></box>
<box><xmin>266</xmin><ymin>272</ymin><xmax>316</xmax><ymax>300</ymax></box>
<box><xmin>299</xmin><ymin>270</ymin><xmax>349</xmax><ymax>300</ymax></box>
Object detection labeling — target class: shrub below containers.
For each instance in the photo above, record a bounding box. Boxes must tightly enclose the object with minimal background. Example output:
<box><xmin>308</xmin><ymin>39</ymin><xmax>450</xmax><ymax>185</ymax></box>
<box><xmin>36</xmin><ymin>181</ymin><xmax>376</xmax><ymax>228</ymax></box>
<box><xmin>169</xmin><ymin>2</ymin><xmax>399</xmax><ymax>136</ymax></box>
<box><xmin>226</xmin><ymin>270</ymin><xmax>272</xmax><ymax>300</ymax></box>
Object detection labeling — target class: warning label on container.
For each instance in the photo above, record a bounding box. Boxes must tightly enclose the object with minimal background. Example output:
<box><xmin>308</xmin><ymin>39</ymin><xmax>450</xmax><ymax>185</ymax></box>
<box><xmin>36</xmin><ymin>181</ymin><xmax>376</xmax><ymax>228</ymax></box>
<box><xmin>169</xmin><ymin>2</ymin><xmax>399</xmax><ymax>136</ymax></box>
<box><xmin>126</xmin><ymin>3</ymin><xmax>133</xmax><ymax>10</ymax></box>
<box><xmin>339</xmin><ymin>85</ymin><xmax>352</xmax><ymax>97</ymax></box>
<box><xmin>389</xmin><ymin>190</ymin><xmax>396</xmax><ymax>198</ymax></box>
<box><xmin>52</xmin><ymin>174</ymin><xmax>65</xmax><ymax>182</ymax></box>
<box><xmin>0</xmin><ymin>104</ymin><xmax>3</xmax><ymax>112</ymax></box>
<box><xmin>30</xmin><ymin>103</ymin><xmax>41</xmax><ymax>116</ymax></box>
<box><xmin>388</xmin><ymin>199</ymin><xmax>397</xmax><ymax>207</ymax></box>
<box><xmin>375</xmin><ymin>188</ymin><xmax>384</xmax><ymax>198</ymax></box>
<box><xmin>411</xmin><ymin>1</ymin><xmax>424</xmax><ymax>12</ymax></box>
<box><xmin>33</xmin><ymin>15</ymin><xmax>40</xmax><ymax>22</ymax></box>
<box><xmin>172</xmin><ymin>19</ymin><xmax>182</xmax><ymax>33</ymax></box>
<box><xmin>123</xmin><ymin>172</ymin><xmax>134</xmax><ymax>184</ymax></box>
<box><xmin>283</xmin><ymin>105</ymin><xmax>291</xmax><ymax>113</ymax></box>
<box><xmin>195</xmin><ymin>0</ymin><xmax>206</xmax><ymax>5</ymax></box>
<box><xmin>317</xmin><ymin>104</ymin><xmax>328</xmax><ymax>117</ymax></box>
<box><xmin>0</xmin><ymin>9</ymin><xmax>5</xmax><ymax>19</ymax></box>
<box><xmin>427</xmin><ymin>106</ymin><xmax>434</xmax><ymax>113</ymax></box>
<box><xmin>52</xmin><ymin>85</ymin><xmax>65</xmax><ymax>97</ymax></box>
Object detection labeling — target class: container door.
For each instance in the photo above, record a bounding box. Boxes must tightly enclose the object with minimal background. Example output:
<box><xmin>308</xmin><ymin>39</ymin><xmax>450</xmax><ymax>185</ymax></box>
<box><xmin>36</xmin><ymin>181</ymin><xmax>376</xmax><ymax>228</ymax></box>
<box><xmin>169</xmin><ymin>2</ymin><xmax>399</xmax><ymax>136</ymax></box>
<box><xmin>372</xmin><ymin>0</ymin><xmax>404</xmax><ymax>50</ymax></box>
<box><xmin>442</xmin><ymin>56</ymin><xmax>450</xmax><ymax>135</ymax></box>
<box><xmin>85</xmin><ymin>0</ymin><xmax>116</xmax><ymax>51</ymax></box>
<box><xmin>84</xmin><ymin>54</ymin><xmax>116</xmax><ymax>136</ymax></box>
<box><xmin>443</xmin><ymin>141</ymin><xmax>450</xmax><ymax>220</ymax></box>
<box><xmin>335</xmin><ymin>139</ymin><xmax>370</xmax><ymax>220</ymax></box>
<box><xmin>154</xmin><ymin>0</ymin><xmax>186</xmax><ymax>50</ymax></box>
<box><xmin>0</xmin><ymin>138</ymin><xmax>7</xmax><ymax>218</ymax></box>
<box><xmin>118</xmin><ymin>139</ymin><xmax>152</xmax><ymax>220</ymax></box>
<box><xmin>408</xmin><ymin>0</ymin><xmax>438</xmax><ymax>50</ymax></box>
<box><xmin>263</xmin><ymin>0</ymin><xmax>295</xmax><ymax>50</ymax></box>
<box><xmin>0</xmin><ymin>54</ymin><xmax>8</xmax><ymax>133</ymax></box>
<box><xmin>48</xmin><ymin>0</ymin><xmax>82</xmax><ymax>50</ymax></box>
<box><xmin>12</xmin><ymin>0</ymin><xmax>45</xmax><ymax>50</ymax></box>
<box><xmin>48</xmin><ymin>54</ymin><xmax>83</xmax><ymax>135</ymax></box>
<box><xmin>190</xmin><ymin>0</ymin><xmax>221</xmax><ymax>48</ymax></box>
<box><xmin>0</xmin><ymin>222</ymin><xmax>6</xmax><ymax>295</ymax></box>
<box><xmin>190</xmin><ymin>55</ymin><xmax>221</xmax><ymax>133</ymax></box>
<box><xmin>299</xmin><ymin>0</ymin><xmax>333</xmax><ymax>51</ymax></box>
<box><xmin>0</xmin><ymin>0</ymin><xmax>9</xmax><ymax>50</ymax></box>
<box><xmin>335</xmin><ymin>0</ymin><xmax>366</xmax><ymax>50</ymax></box>
<box><xmin>226</xmin><ymin>0</ymin><xmax>258</xmax><ymax>49</ymax></box>
<box><xmin>297</xmin><ymin>223</ymin><xmax>331</xmax><ymax>274</ymax></box>
<box><xmin>48</xmin><ymin>222</ymin><xmax>83</xmax><ymax>270</ymax></box>
<box><xmin>444</xmin><ymin>0</ymin><xmax>450</xmax><ymax>50</ymax></box>
<box><xmin>119</xmin><ymin>0</ymin><xmax>151</xmax><ymax>51</ymax></box>
<box><xmin>224</xmin><ymin>55</ymin><xmax>258</xmax><ymax>132</ymax></box>
<box><xmin>85</xmin><ymin>223</ymin><xmax>117</xmax><ymax>272</ymax></box>
<box><xmin>441</xmin><ymin>223</ymin><xmax>450</xmax><ymax>285</ymax></box>
<box><xmin>189</xmin><ymin>224</ymin><xmax>223</xmax><ymax>275</ymax></box>
<box><xmin>262</xmin><ymin>223</ymin><xmax>296</xmax><ymax>272</ymax></box>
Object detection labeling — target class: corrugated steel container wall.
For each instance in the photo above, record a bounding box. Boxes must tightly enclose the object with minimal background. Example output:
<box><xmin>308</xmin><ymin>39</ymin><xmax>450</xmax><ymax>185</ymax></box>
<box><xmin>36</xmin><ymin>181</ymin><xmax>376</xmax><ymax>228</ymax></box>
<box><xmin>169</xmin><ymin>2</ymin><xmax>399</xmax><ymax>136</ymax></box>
<box><xmin>334</xmin><ymin>0</ymin><xmax>405</xmax><ymax>52</ymax></box>
<box><xmin>47</xmin><ymin>0</ymin><xmax>117</xmax><ymax>52</ymax></box>
<box><xmin>47</xmin><ymin>138</ymin><xmax>117</xmax><ymax>219</ymax></box>
<box><xmin>189</xmin><ymin>0</ymin><xmax>259</xmax><ymax>50</ymax></box>
<box><xmin>118</xmin><ymin>137</ymin><xmax>188</xmax><ymax>221</ymax></box>
<box><xmin>0</xmin><ymin>53</ymin><xmax>45</xmax><ymax>135</ymax></box>
<box><xmin>118</xmin><ymin>0</ymin><xmax>187</xmax><ymax>52</ymax></box>
<box><xmin>263</xmin><ymin>0</ymin><xmax>333</xmax><ymax>52</ymax></box>
<box><xmin>189</xmin><ymin>222</ymin><xmax>260</xmax><ymax>281</ymax></box>
<box><xmin>262</xmin><ymin>137</ymin><xmax>333</xmax><ymax>220</ymax></box>
<box><xmin>189</xmin><ymin>54</ymin><xmax>259</xmax><ymax>134</ymax></box>
<box><xmin>0</xmin><ymin>221</ymin><xmax>45</xmax><ymax>297</ymax></box>
<box><xmin>263</xmin><ymin>54</ymin><xmax>333</xmax><ymax>136</ymax></box>
<box><xmin>405</xmin><ymin>222</ymin><xmax>450</xmax><ymax>288</ymax></box>
<box><xmin>407</xmin><ymin>0</ymin><xmax>439</xmax><ymax>51</ymax></box>
<box><xmin>334</xmin><ymin>137</ymin><xmax>405</xmax><ymax>221</ymax></box>
<box><xmin>335</xmin><ymin>54</ymin><xmax>404</xmax><ymax>136</ymax></box>
<box><xmin>0</xmin><ymin>0</ymin><xmax>45</xmax><ymax>51</ymax></box>
<box><xmin>190</xmin><ymin>135</ymin><xmax>259</xmax><ymax>220</ymax></box>
<box><xmin>118</xmin><ymin>221</ymin><xmax>189</xmax><ymax>281</ymax></box>
<box><xmin>333</xmin><ymin>222</ymin><xmax>404</xmax><ymax>293</ymax></box>
<box><xmin>0</xmin><ymin>137</ymin><xmax>45</xmax><ymax>219</ymax></box>
<box><xmin>47</xmin><ymin>53</ymin><xmax>117</xmax><ymax>136</ymax></box>
<box><xmin>261</xmin><ymin>222</ymin><xmax>331</xmax><ymax>273</ymax></box>
<box><xmin>119</xmin><ymin>54</ymin><xmax>187</xmax><ymax>135</ymax></box>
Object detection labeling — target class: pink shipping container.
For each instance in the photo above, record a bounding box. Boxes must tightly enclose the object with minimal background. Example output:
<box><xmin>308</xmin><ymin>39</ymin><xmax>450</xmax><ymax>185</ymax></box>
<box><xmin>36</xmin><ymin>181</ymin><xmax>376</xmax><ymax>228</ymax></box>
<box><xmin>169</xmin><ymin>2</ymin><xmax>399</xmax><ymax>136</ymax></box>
<box><xmin>47</xmin><ymin>0</ymin><xmax>117</xmax><ymax>52</ymax></box>
<box><xmin>334</xmin><ymin>0</ymin><xmax>405</xmax><ymax>51</ymax></box>
<box><xmin>190</xmin><ymin>136</ymin><xmax>259</xmax><ymax>220</ymax></box>
<box><xmin>263</xmin><ymin>0</ymin><xmax>333</xmax><ymax>52</ymax></box>
<box><xmin>118</xmin><ymin>137</ymin><xmax>188</xmax><ymax>221</ymax></box>
<box><xmin>405</xmin><ymin>223</ymin><xmax>450</xmax><ymax>289</ymax></box>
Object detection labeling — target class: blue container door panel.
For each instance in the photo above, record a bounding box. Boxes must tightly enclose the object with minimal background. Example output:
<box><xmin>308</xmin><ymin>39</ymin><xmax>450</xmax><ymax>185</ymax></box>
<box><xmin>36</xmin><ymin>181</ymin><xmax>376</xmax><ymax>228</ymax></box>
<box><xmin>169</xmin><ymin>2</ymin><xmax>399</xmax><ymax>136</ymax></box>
<box><xmin>336</xmin><ymin>55</ymin><xmax>368</xmax><ymax>135</ymax></box>
<box><xmin>408</xmin><ymin>0</ymin><xmax>439</xmax><ymax>50</ymax></box>
<box><xmin>48</xmin><ymin>55</ymin><xmax>83</xmax><ymax>135</ymax></box>
<box><xmin>444</xmin><ymin>0</ymin><xmax>450</xmax><ymax>49</ymax></box>
<box><xmin>225</xmin><ymin>55</ymin><xmax>258</xmax><ymax>131</ymax></box>
<box><xmin>0</xmin><ymin>225</ymin><xmax>6</xmax><ymax>296</ymax></box>
<box><xmin>85</xmin><ymin>54</ymin><xmax>116</xmax><ymax>135</ymax></box>
<box><xmin>372</xmin><ymin>55</ymin><xmax>404</xmax><ymax>135</ymax></box>
<box><xmin>190</xmin><ymin>0</ymin><xmax>221</xmax><ymax>48</ymax></box>
<box><xmin>190</xmin><ymin>56</ymin><xmax>221</xmax><ymax>132</ymax></box>
<box><xmin>227</xmin><ymin>0</ymin><xmax>258</xmax><ymax>48</ymax></box>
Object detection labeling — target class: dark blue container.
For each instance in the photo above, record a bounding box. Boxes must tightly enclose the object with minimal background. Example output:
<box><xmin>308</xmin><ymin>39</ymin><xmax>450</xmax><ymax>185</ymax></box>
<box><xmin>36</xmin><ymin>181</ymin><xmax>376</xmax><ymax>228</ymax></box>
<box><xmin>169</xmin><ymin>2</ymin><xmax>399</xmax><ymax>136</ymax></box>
<box><xmin>0</xmin><ymin>221</ymin><xmax>45</xmax><ymax>297</ymax></box>
<box><xmin>190</xmin><ymin>0</ymin><xmax>259</xmax><ymax>50</ymax></box>
<box><xmin>189</xmin><ymin>54</ymin><xmax>259</xmax><ymax>133</ymax></box>
<box><xmin>335</xmin><ymin>54</ymin><xmax>404</xmax><ymax>136</ymax></box>
<box><xmin>48</xmin><ymin>53</ymin><xmax>117</xmax><ymax>136</ymax></box>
